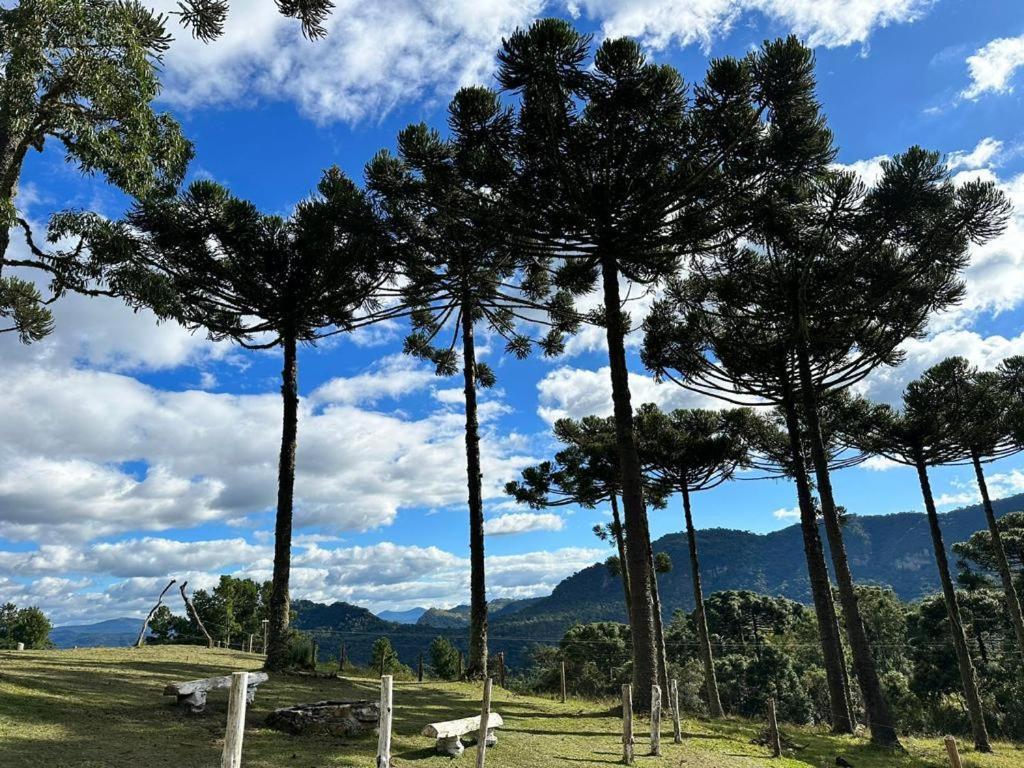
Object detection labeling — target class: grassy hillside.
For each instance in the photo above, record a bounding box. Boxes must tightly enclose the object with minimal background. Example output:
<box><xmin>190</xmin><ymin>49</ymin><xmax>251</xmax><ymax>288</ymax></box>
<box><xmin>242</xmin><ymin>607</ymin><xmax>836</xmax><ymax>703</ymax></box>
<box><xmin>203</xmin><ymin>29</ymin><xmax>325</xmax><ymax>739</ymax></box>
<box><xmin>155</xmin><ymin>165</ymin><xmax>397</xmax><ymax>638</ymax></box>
<box><xmin>1</xmin><ymin>646</ymin><xmax>1022</xmax><ymax>768</ymax></box>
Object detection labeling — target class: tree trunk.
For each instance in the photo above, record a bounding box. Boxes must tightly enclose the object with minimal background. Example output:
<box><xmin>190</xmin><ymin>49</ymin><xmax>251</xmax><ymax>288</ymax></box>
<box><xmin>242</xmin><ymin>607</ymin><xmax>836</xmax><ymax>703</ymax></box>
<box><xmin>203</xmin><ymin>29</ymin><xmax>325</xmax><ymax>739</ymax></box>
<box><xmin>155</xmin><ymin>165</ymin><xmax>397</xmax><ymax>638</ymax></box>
<box><xmin>915</xmin><ymin>456</ymin><xmax>991</xmax><ymax>752</ymax></box>
<box><xmin>971</xmin><ymin>450</ymin><xmax>1024</xmax><ymax>663</ymax></box>
<box><xmin>682</xmin><ymin>483</ymin><xmax>724</xmax><ymax>718</ymax></box>
<box><xmin>610</xmin><ymin>494</ymin><xmax>632</xmax><ymax>618</ymax></box>
<box><xmin>265</xmin><ymin>332</ymin><xmax>299</xmax><ymax>671</ymax></box>
<box><xmin>647</xmin><ymin>540</ymin><xmax>670</xmax><ymax>705</ymax></box>
<box><xmin>794</xmin><ymin>342</ymin><xmax>899</xmax><ymax>747</ymax></box>
<box><xmin>600</xmin><ymin>253</ymin><xmax>657</xmax><ymax>713</ymax></box>
<box><xmin>780</xmin><ymin>390</ymin><xmax>854</xmax><ymax>734</ymax></box>
<box><xmin>462</xmin><ymin>305</ymin><xmax>488</xmax><ymax>679</ymax></box>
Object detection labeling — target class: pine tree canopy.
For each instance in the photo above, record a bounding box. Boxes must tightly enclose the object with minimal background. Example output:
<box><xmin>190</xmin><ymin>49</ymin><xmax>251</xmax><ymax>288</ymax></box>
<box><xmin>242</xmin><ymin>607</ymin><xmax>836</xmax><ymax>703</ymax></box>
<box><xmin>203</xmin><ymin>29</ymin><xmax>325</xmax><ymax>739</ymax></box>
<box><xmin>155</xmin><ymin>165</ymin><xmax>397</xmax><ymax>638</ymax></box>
<box><xmin>366</xmin><ymin>86</ymin><xmax>577</xmax><ymax>387</ymax></box>
<box><xmin>642</xmin><ymin>155</ymin><xmax>1011</xmax><ymax>406</ymax></box>
<box><xmin>55</xmin><ymin>167</ymin><xmax>396</xmax><ymax>345</ymax></box>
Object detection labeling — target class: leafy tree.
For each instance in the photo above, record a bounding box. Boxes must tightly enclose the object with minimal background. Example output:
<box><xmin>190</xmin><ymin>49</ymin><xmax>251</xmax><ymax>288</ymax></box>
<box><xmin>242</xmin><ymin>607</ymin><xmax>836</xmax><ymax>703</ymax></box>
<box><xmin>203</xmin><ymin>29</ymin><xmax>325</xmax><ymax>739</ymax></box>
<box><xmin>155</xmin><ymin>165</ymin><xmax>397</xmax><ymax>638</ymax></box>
<box><xmin>0</xmin><ymin>603</ymin><xmax>51</xmax><ymax>649</ymax></box>
<box><xmin>193</xmin><ymin>575</ymin><xmax>268</xmax><ymax>646</ymax></box>
<box><xmin>367</xmin><ymin>89</ymin><xmax>572</xmax><ymax>679</ymax></box>
<box><xmin>428</xmin><ymin>636</ymin><xmax>461</xmax><ymax>680</ymax></box>
<box><xmin>64</xmin><ymin>170</ymin><xmax>396</xmax><ymax>670</ymax></box>
<box><xmin>635</xmin><ymin>404</ymin><xmax>752</xmax><ymax>718</ymax></box>
<box><xmin>372</xmin><ymin>636</ymin><xmax>401</xmax><ymax>676</ymax></box>
<box><xmin>0</xmin><ymin>0</ymin><xmax>194</xmax><ymax>341</ymax></box>
<box><xmin>147</xmin><ymin>605</ymin><xmax>190</xmax><ymax>643</ymax></box>
<box><xmin>916</xmin><ymin>357</ymin><xmax>1024</xmax><ymax>663</ymax></box>
<box><xmin>851</xmin><ymin>379</ymin><xmax>992</xmax><ymax>752</ymax></box>
<box><xmin>497</xmin><ymin>19</ymin><xmax>821</xmax><ymax>708</ymax></box>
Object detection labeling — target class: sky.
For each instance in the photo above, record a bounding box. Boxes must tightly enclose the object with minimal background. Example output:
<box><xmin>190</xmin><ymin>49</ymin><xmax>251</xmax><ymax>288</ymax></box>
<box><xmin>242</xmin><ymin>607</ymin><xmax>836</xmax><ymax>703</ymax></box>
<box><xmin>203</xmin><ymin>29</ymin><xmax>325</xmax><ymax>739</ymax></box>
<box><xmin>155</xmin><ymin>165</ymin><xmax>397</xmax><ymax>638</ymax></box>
<box><xmin>4</xmin><ymin>0</ymin><xmax>1024</xmax><ymax>626</ymax></box>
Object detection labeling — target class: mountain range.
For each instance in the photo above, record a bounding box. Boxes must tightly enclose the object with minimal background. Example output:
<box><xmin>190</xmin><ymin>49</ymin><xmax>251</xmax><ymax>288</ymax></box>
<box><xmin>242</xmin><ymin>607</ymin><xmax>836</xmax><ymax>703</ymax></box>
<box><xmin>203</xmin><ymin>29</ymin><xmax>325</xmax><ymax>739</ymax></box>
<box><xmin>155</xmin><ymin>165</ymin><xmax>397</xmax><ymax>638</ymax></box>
<box><xmin>47</xmin><ymin>494</ymin><xmax>1022</xmax><ymax>659</ymax></box>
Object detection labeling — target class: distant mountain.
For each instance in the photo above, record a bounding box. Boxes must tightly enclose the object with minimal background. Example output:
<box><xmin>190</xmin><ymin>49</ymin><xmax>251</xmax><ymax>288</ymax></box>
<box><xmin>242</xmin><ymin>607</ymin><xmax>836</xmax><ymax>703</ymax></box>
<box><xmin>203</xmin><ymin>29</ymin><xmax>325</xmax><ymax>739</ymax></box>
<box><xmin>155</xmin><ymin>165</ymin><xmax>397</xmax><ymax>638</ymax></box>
<box><xmin>490</xmin><ymin>493</ymin><xmax>1024</xmax><ymax>643</ymax></box>
<box><xmin>170</xmin><ymin>494</ymin><xmax>1024</xmax><ymax>670</ymax></box>
<box><xmin>376</xmin><ymin>607</ymin><xmax>427</xmax><ymax>624</ymax></box>
<box><xmin>417</xmin><ymin>598</ymin><xmax>545</xmax><ymax>628</ymax></box>
<box><xmin>50</xmin><ymin>617</ymin><xmax>140</xmax><ymax>649</ymax></box>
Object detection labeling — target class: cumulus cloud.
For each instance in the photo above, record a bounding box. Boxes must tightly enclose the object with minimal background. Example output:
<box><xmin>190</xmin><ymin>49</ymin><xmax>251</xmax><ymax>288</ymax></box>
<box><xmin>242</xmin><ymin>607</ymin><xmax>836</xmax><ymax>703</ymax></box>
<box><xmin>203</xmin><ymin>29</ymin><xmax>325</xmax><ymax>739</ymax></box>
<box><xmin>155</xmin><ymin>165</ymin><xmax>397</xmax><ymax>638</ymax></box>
<box><xmin>0</xmin><ymin>359</ymin><xmax>538</xmax><ymax>541</ymax></box>
<box><xmin>960</xmin><ymin>34</ymin><xmax>1024</xmax><ymax>100</ymax></box>
<box><xmin>536</xmin><ymin>365</ymin><xmax>727</xmax><ymax>424</ymax></box>
<box><xmin>571</xmin><ymin>0</ymin><xmax>932</xmax><ymax>52</ymax></box>
<box><xmin>1</xmin><ymin>539</ymin><xmax>602</xmax><ymax>623</ymax></box>
<box><xmin>772</xmin><ymin>506</ymin><xmax>800</xmax><ymax>520</ymax></box>
<box><xmin>485</xmin><ymin>511</ymin><xmax>565</xmax><ymax>535</ymax></box>
<box><xmin>154</xmin><ymin>0</ymin><xmax>542</xmax><ymax>123</ymax></box>
<box><xmin>146</xmin><ymin>0</ymin><xmax>935</xmax><ymax>125</ymax></box>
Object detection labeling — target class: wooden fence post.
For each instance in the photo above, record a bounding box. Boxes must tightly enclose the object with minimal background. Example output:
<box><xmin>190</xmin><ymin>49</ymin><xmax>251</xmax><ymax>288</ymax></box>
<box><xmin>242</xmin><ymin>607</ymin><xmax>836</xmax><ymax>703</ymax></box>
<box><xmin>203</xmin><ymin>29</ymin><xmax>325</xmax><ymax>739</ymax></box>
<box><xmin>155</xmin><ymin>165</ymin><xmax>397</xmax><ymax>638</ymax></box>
<box><xmin>377</xmin><ymin>675</ymin><xmax>393</xmax><ymax>768</ymax></box>
<box><xmin>671</xmin><ymin>678</ymin><xmax>682</xmax><ymax>744</ymax></box>
<box><xmin>560</xmin><ymin>660</ymin><xmax>567</xmax><ymax>703</ymax></box>
<box><xmin>650</xmin><ymin>684</ymin><xmax>662</xmax><ymax>756</ymax></box>
<box><xmin>458</xmin><ymin>653</ymin><xmax>464</xmax><ymax>680</ymax></box>
<box><xmin>498</xmin><ymin>651</ymin><xmax>506</xmax><ymax>688</ymax></box>
<box><xmin>311</xmin><ymin>639</ymin><xmax>318</xmax><ymax>670</ymax></box>
<box><xmin>767</xmin><ymin>697</ymin><xmax>781</xmax><ymax>758</ymax></box>
<box><xmin>220</xmin><ymin>671</ymin><xmax>248</xmax><ymax>768</ymax></box>
<box><xmin>621</xmin><ymin>684</ymin><xmax>634</xmax><ymax>765</ymax></box>
<box><xmin>339</xmin><ymin>643</ymin><xmax>346</xmax><ymax>673</ymax></box>
<box><xmin>475</xmin><ymin>677</ymin><xmax>493</xmax><ymax>768</ymax></box>
<box><xmin>418</xmin><ymin>652</ymin><xmax>424</xmax><ymax>683</ymax></box>
<box><xmin>262</xmin><ymin>619</ymin><xmax>268</xmax><ymax>655</ymax></box>
<box><xmin>944</xmin><ymin>735</ymin><xmax>963</xmax><ymax>768</ymax></box>
<box><xmin>248</xmin><ymin>634</ymin><xmax>254</xmax><ymax>653</ymax></box>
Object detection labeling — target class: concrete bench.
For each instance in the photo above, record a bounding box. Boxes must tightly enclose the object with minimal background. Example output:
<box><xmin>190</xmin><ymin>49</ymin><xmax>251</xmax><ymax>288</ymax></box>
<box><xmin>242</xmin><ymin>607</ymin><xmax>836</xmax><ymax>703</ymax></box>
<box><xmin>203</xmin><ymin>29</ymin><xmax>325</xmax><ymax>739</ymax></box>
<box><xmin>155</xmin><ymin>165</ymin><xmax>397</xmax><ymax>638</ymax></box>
<box><xmin>422</xmin><ymin>713</ymin><xmax>504</xmax><ymax>756</ymax></box>
<box><xmin>164</xmin><ymin>671</ymin><xmax>268</xmax><ymax>713</ymax></box>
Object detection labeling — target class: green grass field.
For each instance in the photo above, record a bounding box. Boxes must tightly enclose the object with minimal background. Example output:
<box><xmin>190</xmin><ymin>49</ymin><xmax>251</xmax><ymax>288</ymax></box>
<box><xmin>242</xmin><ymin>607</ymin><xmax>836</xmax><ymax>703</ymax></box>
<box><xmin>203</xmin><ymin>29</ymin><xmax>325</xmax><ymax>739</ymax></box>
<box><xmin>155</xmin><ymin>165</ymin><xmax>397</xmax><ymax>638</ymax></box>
<box><xmin>1</xmin><ymin>646</ymin><xmax>1021</xmax><ymax>768</ymax></box>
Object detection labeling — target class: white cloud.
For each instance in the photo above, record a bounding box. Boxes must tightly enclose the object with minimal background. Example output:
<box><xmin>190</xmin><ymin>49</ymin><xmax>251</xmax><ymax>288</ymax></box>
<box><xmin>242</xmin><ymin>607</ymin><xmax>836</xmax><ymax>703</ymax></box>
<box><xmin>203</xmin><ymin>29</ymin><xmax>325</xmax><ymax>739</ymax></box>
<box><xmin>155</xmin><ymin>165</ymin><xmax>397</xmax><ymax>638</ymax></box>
<box><xmin>576</xmin><ymin>0</ymin><xmax>933</xmax><ymax>52</ymax></box>
<box><xmin>0</xmin><ymin>362</ymin><xmax>537</xmax><ymax>541</ymax></box>
<box><xmin>155</xmin><ymin>0</ymin><xmax>543</xmax><ymax>123</ymax></box>
<box><xmin>860</xmin><ymin>328</ymin><xmax>1024</xmax><ymax>405</ymax></box>
<box><xmin>947</xmin><ymin>137</ymin><xmax>1004</xmax><ymax>170</ymax></box>
<box><xmin>1</xmin><ymin>540</ymin><xmax>602</xmax><ymax>623</ymax></box>
<box><xmin>536</xmin><ymin>365</ymin><xmax>729</xmax><ymax>424</ymax></box>
<box><xmin>960</xmin><ymin>34</ymin><xmax>1024</xmax><ymax>100</ymax></box>
<box><xmin>485</xmin><ymin>511</ymin><xmax>565</xmax><ymax>535</ymax></box>
<box><xmin>146</xmin><ymin>0</ymin><xmax>935</xmax><ymax>125</ymax></box>
<box><xmin>772</xmin><ymin>506</ymin><xmax>800</xmax><ymax>520</ymax></box>
<box><xmin>310</xmin><ymin>354</ymin><xmax>436</xmax><ymax>405</ymax></box>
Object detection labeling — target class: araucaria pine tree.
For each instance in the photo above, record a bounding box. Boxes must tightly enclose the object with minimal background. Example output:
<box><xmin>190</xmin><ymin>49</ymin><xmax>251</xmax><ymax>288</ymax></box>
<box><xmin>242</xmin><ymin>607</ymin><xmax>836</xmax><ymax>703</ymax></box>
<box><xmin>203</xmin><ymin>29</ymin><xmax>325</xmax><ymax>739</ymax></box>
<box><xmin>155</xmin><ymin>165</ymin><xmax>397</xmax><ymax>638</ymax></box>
<box><xmin>499</xmin><ymin>19</ymin><xmax>831</xmax><ymax>709</ymax></box>
<box><xmin>0</xmin><ymin>0</ymin><xmax>192</xmax><ymax>340</ymax></box>
<box><xmin>643</xmin><ymin>144</ymin><xmax>1008</xmax><ymax>744</ymax></box>
<box><xmin>850</xmin><ymin>372</ymin><xmax>993</xmax><ymax>753</ymax></box>
<box><xmin>635</xmin><ymin>404</ymin><xmax>751</xmax><ymax>718</ymax></box>
<box><xmin>505</xmin><ymin>414</ymin><xmax>672</xmax><ymax>694</ymax></box>
<box><xmin>60</xmin><ymin>169</ymin><xmax>396</xmax><ymax>671</ymax></box>
<box><xmin>924</xmin><ymin>355</ymin><xmax>1024</xmax><ymax>663</ymax></box>
<box><xmin>367</xmin><ymin>87</ymin><xmax>574</xmax><ymax>679</ymax></box>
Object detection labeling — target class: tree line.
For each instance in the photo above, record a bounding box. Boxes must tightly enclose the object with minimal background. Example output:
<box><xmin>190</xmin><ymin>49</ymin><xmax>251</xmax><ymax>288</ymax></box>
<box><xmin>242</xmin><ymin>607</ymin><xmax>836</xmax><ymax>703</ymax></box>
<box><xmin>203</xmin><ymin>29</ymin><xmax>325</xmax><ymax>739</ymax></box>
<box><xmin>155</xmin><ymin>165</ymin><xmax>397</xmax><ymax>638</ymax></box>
<box><xmin>1</xmin><ymin>3</ymin><xmax>1017</xmax><ymax>750</ymax></box>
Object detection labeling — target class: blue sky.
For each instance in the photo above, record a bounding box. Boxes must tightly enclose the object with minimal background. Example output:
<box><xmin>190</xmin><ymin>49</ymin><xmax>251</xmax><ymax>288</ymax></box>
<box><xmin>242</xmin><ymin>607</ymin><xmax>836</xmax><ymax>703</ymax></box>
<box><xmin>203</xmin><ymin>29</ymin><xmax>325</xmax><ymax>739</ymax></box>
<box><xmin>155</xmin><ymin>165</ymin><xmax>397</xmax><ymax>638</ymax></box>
<box><xmin>4</xmin><ymin>0</ymin><xmax>1024</xmax><ymax>624</ymax></box>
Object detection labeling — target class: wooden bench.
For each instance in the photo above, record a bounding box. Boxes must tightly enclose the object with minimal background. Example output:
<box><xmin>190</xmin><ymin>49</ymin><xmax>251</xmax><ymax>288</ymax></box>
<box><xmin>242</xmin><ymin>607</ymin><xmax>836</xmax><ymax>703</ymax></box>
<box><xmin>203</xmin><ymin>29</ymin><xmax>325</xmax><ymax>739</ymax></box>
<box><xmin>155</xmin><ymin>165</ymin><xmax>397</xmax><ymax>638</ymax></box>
<box><xmin>422</xmin><ymin>713</ymin><xmax>504</xmax><ymax>756</ymax></box>
<box><xmin>163</xmin><ymin>672</ymin><xmax>269</xmax><ymax>713</ymax></box>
